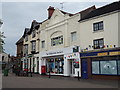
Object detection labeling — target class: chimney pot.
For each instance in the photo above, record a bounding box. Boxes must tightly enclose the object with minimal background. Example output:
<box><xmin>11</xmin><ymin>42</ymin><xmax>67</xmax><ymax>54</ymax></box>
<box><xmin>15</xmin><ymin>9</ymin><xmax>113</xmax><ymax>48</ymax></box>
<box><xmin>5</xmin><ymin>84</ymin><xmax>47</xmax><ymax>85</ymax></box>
<box><xmin>48</xmin><ymin>6</ymin><xmax>55</xmax><ymax>19</ymax></box>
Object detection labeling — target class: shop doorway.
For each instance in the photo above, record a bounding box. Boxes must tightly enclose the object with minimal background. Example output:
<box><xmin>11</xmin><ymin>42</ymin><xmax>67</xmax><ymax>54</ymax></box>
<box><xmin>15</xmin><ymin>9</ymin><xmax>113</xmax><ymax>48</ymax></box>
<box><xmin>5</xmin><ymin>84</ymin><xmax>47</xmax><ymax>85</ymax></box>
<box><xmin>69</xmin><ymin>60</ymin><xmax>75</xmax><ymax>76</ymax></box>
<box><xmin>81</xmin><ymin>59</ymin><xmax>88</xmax><ymax>79</ymax></box>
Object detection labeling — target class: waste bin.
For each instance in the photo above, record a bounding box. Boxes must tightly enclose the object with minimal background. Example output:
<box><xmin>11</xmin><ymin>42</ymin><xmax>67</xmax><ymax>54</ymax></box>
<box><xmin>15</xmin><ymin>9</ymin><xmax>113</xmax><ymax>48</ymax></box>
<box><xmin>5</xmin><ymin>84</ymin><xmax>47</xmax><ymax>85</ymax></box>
<box><xmin>4</xmin><ymin>68</ymin><xmax>9</xmax><ymax>76</ymax></box>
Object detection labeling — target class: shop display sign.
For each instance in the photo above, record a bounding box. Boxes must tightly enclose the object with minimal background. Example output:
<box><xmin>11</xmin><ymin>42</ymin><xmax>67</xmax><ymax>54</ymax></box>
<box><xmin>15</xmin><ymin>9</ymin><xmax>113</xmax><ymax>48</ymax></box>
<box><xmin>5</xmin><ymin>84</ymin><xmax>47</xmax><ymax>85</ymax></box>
<box><xmin>67</xmin><ymin>53</ymin><xmax>79</xmax><ymax>59</ymax></box>
<box><xmin>46</xmin><ymin>51</ymin><xmax>63</xmax><ymax>55</ymax></box>
<box><xmin>97</xmin><ymin>52</ymin><xmax>108</xmax><ymax>56</ymax></box>
<box><xmin>40</xmin><ymin>47</ymin><xmax>73</xmax><ymax>57</ymax></box>
<box><xmin>109</xmin><ymin>51</ymin><xmax>120</xmax><ymax>55</ymax></box>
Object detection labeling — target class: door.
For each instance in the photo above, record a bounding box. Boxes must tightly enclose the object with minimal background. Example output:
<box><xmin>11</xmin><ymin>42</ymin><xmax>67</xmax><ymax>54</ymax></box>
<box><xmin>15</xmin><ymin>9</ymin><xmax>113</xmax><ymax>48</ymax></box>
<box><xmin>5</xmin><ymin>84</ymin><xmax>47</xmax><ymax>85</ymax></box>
<box><xmin>37</xmin><ymin>60</ymin><xmax>39</xmax><ymax>73</ymax></box>
<box><xmin>81</xmin><ymin>59</ymin><xmax>88</xmax><ymax>79</ymax></box>
<box><xmin>33</xmin><ymin>58</ymin><xmax>35</xmax><ymax>73</ymax></box>
<box><xmin>69</xmin><ymin>60</ymin><xmax>75</xmax><ymax>76</ymax></box>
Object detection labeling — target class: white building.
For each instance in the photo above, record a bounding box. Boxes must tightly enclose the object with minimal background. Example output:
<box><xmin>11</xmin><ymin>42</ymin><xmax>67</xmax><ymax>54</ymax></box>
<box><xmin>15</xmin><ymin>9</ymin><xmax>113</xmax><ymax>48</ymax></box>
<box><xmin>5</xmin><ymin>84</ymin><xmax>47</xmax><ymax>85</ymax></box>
<box><xmin>39</xmin><ymin>6</ymin><xmax>95</xmax><ymax>77</ymax></box>
<box><xmin>78</xmin><ymin>1</ymin><xmax>120</xmax><ymax>79</ymax></box>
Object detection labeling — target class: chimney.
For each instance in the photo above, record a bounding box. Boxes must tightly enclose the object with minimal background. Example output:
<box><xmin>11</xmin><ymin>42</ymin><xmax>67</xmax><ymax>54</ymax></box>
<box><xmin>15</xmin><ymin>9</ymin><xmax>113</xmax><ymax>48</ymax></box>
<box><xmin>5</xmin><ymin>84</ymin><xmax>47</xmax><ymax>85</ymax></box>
<box><xmin>47</xmin><ymin>6</ymin><xmax>55</xmax><ymax>19</ymax></box>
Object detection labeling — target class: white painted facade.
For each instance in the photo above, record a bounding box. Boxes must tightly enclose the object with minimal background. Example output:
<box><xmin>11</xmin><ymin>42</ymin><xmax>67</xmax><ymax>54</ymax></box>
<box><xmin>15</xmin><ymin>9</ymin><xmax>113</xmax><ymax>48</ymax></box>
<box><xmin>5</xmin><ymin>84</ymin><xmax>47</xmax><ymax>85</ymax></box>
<box><xmin>79</xmin><ymin>11</ymin><xmax>120</xmax><ymax>51</ymax></box>
<box><xmin>39</xmin><ymin>8</ymin><xmax>81</xmax><ymax>77</ymax></box>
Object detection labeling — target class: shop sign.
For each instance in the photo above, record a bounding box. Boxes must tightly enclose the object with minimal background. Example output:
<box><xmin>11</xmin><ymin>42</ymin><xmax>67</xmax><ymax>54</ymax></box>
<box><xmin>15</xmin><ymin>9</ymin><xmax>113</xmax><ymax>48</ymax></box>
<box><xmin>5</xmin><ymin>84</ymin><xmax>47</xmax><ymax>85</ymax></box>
<box><xmin>109</xmin><ymin>51</ymin><xmax>120</xmax><ymax>55</ymax></box>
<box><xmin>46</xmin><ymin>51</ymin><xmax>63</xmax><ymax>55</ymax></box>
<box><xmin>65</xmin><ymin>53</ymin><xmax>79</xmax><ymax>59</ymax></box>
<box><xmin>40</xmin><ymin>47</ymin><xmax>73</xmax><ymax>57</ymax></box>
<box><xmin>97</xmin><ymin>52</ymin><xmax>108</xmax><ymax>56</ymax></box>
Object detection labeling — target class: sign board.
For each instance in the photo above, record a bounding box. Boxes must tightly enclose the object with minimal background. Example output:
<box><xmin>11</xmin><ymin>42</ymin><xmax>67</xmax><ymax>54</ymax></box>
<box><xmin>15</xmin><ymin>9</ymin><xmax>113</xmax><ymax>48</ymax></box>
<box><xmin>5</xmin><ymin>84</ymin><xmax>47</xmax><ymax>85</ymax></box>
<box><xmin>40</xmin><ymin>46</ymin><xmax>74</xmax><ymax>57</ymax></box>
<box><xmin>109</xmin><ymin>51</ymin><xmax>120</xmax><ymax>55</ymax></box>
<box><xmin>97</xmin><ymin>52</ymin><xmax>108</xmax><ymax>56</ymax></box>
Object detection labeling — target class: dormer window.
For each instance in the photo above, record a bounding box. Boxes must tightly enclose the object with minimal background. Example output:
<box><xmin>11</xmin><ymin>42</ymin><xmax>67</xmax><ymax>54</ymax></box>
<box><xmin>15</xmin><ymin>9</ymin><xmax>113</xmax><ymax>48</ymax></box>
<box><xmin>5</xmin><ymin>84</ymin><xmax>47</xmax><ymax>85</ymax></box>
<box><xmin>32</xmin><ymin>30</ymin><xmax>36</xmax><ymax>38</ymax></box>
<box><xmin>25</xmin><ymin>35</ymin><xmax>28</xmax><ymax>42</ymax></box>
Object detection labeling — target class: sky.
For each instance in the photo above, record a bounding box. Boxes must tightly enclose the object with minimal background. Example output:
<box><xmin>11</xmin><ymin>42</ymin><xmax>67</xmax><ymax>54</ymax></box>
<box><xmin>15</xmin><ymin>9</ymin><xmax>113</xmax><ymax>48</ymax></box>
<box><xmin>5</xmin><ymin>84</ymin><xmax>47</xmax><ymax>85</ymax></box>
<box><xmin>1</xmin><ymin>1</ymin><xmax>117</xmax><ymax>56</ymax></box>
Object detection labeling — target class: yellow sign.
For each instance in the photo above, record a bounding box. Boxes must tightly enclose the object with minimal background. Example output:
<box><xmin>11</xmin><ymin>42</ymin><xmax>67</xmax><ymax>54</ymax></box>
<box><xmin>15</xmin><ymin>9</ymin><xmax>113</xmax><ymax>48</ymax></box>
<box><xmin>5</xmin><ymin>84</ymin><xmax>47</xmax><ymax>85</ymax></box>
<box><xmin>97</xmin><ymin>52</ymin><xmax>108</xmax><ymax>56</ymax></box>
<box><xmin>109</xmin><ymin>51</ymin><xmax>120</xmax><ymax>55</ymax></box>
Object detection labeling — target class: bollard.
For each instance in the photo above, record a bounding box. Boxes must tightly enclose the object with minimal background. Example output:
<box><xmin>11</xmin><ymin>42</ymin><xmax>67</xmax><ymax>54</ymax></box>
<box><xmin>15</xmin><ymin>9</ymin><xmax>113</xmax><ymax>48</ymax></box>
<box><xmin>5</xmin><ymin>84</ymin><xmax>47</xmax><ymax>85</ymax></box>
<box><xmin>30</xmin><ymin>72</ymin><xmax>32</xmax><ymax>77</ymax></box>
<box><xmin>49</xmin><ymin>71</ymin><xmax>51</xmax><ymax>78</ymax></box>
<box><xmin>78</xmin><ymin>71</ymin><xmax>80</xmax><ymax>81</ymax></box>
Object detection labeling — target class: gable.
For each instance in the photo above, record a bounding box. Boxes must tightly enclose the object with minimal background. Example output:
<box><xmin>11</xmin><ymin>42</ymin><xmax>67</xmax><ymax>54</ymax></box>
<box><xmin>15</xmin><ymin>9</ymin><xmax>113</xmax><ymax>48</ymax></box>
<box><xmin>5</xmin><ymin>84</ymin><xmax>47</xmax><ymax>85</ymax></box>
<box><xmin>47</xmin><ymin>9</ymin><xmax>68</xmax><ymax>26</ymax></box>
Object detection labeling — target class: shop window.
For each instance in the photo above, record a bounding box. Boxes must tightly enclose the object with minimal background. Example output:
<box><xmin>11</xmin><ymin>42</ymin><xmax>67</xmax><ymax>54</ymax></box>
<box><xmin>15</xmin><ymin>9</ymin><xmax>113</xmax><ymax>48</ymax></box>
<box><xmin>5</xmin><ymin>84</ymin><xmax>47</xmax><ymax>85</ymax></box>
<box><xmin>73</xmin><ymin>59</ymin><xmax>79</xmax><ymax>68</ymax></box>
<box><xmin>100</xmin><ymin>60</ymin><xmax>117</xmax><ymax>75</ymax></box>
<box><xmin>93</xmin><ymin>38</ymin><xmax>104</xmax><ymax>49</ymax></box>
<box><xmin>46</xmin><ymin>58</ymin><xmax>64</xmax><ymax>74</ymax></box>
<box><xmin>93</xmin><ymin>21</ymin><xmax>103</xmax><ymax>31</ymax></box>
<box><xmin>51</xmin><ymin>35</ymin><xmax>63</xmax><ymax>46</ymax></box>
<box><xmin>92</xmin><ymin>61</ymin><xmax>100</xmax><ymax>74</ymax></box>
<box><xmin>118</xmin><ymin>60</ymin><xmax>120</xmax><ymax>75</ymax></box>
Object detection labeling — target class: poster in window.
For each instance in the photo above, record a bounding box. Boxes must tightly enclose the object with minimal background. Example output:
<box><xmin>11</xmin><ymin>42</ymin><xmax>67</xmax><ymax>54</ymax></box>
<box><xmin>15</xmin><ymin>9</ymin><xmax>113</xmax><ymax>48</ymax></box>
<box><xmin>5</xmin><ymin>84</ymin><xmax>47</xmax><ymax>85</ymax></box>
<box><xmin>100</xmin><ymin>60</ymin><xmax>117</xmax><ymax>75</ymax></box>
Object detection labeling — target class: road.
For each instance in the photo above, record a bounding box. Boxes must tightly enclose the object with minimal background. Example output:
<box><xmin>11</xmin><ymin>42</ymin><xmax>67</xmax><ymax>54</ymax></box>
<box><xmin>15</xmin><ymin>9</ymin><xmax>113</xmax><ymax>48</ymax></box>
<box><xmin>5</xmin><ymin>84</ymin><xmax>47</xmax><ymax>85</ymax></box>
<box><xmin>2</xmin><ymin>73</ymin><xmax>119</xmax><ymax>88</ymax></box>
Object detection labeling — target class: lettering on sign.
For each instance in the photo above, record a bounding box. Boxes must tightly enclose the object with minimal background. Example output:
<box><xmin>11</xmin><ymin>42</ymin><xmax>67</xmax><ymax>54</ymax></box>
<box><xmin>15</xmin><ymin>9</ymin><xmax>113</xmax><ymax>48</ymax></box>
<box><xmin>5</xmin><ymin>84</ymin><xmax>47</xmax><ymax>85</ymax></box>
<box><xmin>109</xmin><ymin>51</ymin><xmax>120</xmax><ymax>55</ymax></box>
<box><xmin>46</xmin><ymin>51</ymin><xmax>63</xmax><ymax>55</ymax></box>
<box><xmin>97</xmin><ymin>52</ymin><xmax>108</xmax><ymax>56</ymax></box>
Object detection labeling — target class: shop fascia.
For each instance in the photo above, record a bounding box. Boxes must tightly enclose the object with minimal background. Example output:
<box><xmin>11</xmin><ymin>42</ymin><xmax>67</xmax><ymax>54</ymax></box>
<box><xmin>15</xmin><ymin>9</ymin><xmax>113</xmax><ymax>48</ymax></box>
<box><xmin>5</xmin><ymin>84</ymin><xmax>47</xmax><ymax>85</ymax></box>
<box><xmin>40</xmin><ymin>46</ymin><xmax>75</xmax><ymax>58</ymax></box>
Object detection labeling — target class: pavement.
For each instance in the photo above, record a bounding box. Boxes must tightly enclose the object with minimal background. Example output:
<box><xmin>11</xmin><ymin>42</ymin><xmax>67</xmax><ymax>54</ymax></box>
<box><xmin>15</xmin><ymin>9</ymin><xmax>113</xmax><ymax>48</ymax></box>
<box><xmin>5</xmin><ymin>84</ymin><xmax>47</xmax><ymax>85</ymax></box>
<box><xmin>2</xmin><ymin>72</ymin><xmax>120</xmax><ymax>88</ymax></box>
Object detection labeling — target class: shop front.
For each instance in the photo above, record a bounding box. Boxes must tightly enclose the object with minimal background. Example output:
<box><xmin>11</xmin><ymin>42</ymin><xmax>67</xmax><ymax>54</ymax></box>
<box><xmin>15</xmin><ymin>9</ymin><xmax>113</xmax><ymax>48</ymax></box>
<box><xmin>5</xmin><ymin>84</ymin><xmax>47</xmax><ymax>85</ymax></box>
<box><xmin>39</xmin><ymin>46</ymin><xmax>77</xmax><ymax>76</ymax></box>
<box><xmin>80</xmin><ymin>47</ymin><xmax>120</xmax><ymax>80</ymax></box>
<box><xmin>64</xmin><ymin>52</ymin><xmax>81</xmax><ymax>77</ymax></box>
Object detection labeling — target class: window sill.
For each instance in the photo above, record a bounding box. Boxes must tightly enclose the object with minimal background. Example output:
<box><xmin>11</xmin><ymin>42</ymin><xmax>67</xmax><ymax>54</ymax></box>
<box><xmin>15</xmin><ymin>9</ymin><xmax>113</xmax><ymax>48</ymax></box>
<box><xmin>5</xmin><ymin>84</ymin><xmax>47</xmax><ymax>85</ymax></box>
<box><xmin>93</xmin><ymin>30</ymin><xmax>104</xmax><ymax>33</ymax></box>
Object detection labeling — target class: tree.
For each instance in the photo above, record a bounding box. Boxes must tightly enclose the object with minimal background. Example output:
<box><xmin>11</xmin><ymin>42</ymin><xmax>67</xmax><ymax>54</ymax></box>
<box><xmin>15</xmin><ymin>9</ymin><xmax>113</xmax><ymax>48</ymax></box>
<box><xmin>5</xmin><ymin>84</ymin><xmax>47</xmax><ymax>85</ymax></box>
<box><xmin>0</xmin><ymin>19</ymin><xmax>5</xmax><ymax>53</ymax></box>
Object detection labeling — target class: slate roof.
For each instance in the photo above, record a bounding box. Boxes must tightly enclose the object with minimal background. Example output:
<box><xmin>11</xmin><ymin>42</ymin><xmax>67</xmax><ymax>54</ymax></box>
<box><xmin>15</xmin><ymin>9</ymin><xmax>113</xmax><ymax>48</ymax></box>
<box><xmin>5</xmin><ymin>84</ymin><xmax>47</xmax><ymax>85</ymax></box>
<box><xmin>79</xmin><ymin>1</ymin><xmax>120</xmax><ymax>22</ymax></box>
<box><xmin>23</xmin><ymin>28</ymin><xmax>30</xmax><ymax>38</ymax></box>
<box><xmin>60</xmin><ymin>10</ymin><xmax>74</xmax><ymax>16</ymax></box>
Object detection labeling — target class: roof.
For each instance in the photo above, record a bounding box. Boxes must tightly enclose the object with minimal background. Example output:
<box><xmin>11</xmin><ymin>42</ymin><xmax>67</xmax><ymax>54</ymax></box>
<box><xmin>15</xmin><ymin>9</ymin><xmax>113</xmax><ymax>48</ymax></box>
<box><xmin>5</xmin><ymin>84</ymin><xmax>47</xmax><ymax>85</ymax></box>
<box><xmin>60</xmin><ymin>5</ymin><xmax>96</xmax><ymax>18</ymax></box>
<box><xmin>16</xmin><ymin>37</ymin><xmax>24</xmax><ymax>45</ymax></box>
<box><xmin>29</xmin><ymin>20</ymin><xmax>41</xmax><ymax>34</ymax></box>
<box><xmin>79</xmin><ymin>1</ymin><xmax>120</xmax><ymax>22</ymax></box>
<box><xmin>23</xmin><ymin>28</ymin><xmax>30</xmax><ymax>38</ymax></box>
<box><xmin>60</xmin><ymin>10</ymin><xmax>74</xmax><ymax>16</ymax></box>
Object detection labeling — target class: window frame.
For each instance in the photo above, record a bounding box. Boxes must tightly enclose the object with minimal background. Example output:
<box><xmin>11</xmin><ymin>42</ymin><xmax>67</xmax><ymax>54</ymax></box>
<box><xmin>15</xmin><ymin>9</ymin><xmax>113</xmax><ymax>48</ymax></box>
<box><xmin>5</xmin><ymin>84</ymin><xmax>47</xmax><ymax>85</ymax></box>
<box><xmin>31</xmin><ymin>41</ymin><xmax>36</xmax><ymax>51</ymax></box>
<box><xmin>93</xmin><ymin>38</ymin><xmax>104</xmax><ymax>49</ymax></box>
<box><xmin>92</xmin><ymin>60</ymin><xmax>120</xmax><ymax>76</ymax></box>
<box><xmin>93</xmin><ymin>21</ymin><xmax>103</xmax><ymax>31</ymax></box>
<box><xmin>32</xmin><ymin>30</ymin><xmax>36</xmax><ymax>38</ymax></box>
<box><xmin>41</xmin><ymin>40</ymin><xmax>45</xmax><ymax>48</ymax></box>
<box><xmin>71</xmin><ymin>32</ymin><xmax>77</xmax><ymax>42</ymax></box>
<box><xmin>25</xmin><ymin>35</ymin><xmax>28</xmax><ymax>42</ymax></box>
<box><xmin>51</xmin><ymin>35</ymin><xmax>63</xmax><ymax>46</ymax></box>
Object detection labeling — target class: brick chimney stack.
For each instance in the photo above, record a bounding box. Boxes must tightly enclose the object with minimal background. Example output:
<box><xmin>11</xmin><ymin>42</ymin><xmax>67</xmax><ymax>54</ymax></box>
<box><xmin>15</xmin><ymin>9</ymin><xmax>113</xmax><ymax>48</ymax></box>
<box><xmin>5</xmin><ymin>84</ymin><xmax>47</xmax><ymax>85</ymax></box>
<box><xmin>47</xmin><ymin>6</ymin><xmax>55</xmax><ymax>19</ymax></box>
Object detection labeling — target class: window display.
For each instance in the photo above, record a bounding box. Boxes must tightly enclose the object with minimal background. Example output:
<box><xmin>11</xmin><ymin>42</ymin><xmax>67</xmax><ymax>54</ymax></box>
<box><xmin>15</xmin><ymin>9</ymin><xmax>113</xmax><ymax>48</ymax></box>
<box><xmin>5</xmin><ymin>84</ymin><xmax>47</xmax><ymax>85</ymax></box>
<box><xmin>92</xmin><ymin>61</ymin><xmax>100</xmax><ymax>74</ymax></box>
<box><xmin>92</xmin><ymin>59</ymin><xmax>119</xmax><ymax>75</ymax></box>
<box><xmin>46</xmin><ymin>57</ymin><xmax>64</xmax><ymax>74</ymax></box>
<box><xmin>73</xmin><ymin>59</ymin><xmax>79</xmax><ymax>68</ymax></box>
<box><xmin>100</xmin><ymin>61</ymin><xmax>117</xmax><ymax>75</ymax></box>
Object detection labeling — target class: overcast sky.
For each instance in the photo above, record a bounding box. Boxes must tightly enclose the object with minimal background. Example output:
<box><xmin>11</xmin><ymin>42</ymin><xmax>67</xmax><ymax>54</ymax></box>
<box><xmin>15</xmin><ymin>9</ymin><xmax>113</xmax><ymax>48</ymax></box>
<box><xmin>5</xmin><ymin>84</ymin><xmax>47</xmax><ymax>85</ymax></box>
<box><xmin>1</xmin><ymin>2</ymin><xmax>115</xmax><ymax>56</ymax></box>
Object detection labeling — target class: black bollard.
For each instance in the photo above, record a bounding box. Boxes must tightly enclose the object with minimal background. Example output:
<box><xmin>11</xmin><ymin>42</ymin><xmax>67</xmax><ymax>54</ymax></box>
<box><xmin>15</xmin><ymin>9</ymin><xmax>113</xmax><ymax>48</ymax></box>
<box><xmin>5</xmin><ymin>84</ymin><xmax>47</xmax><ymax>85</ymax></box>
<box><xmin>49</xmin><ymin>71</ymin><xmax>51</xmax><ymax>78</ymax></box>
<box><xmin>30</xmin><ymin>72</ymin><xmax>32</xmax><ymax>77</ymax></box>
<box><xmin>78</xmin><ymin>71</ymin><xmax>80</xmax><ymax>81</ymax></box>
